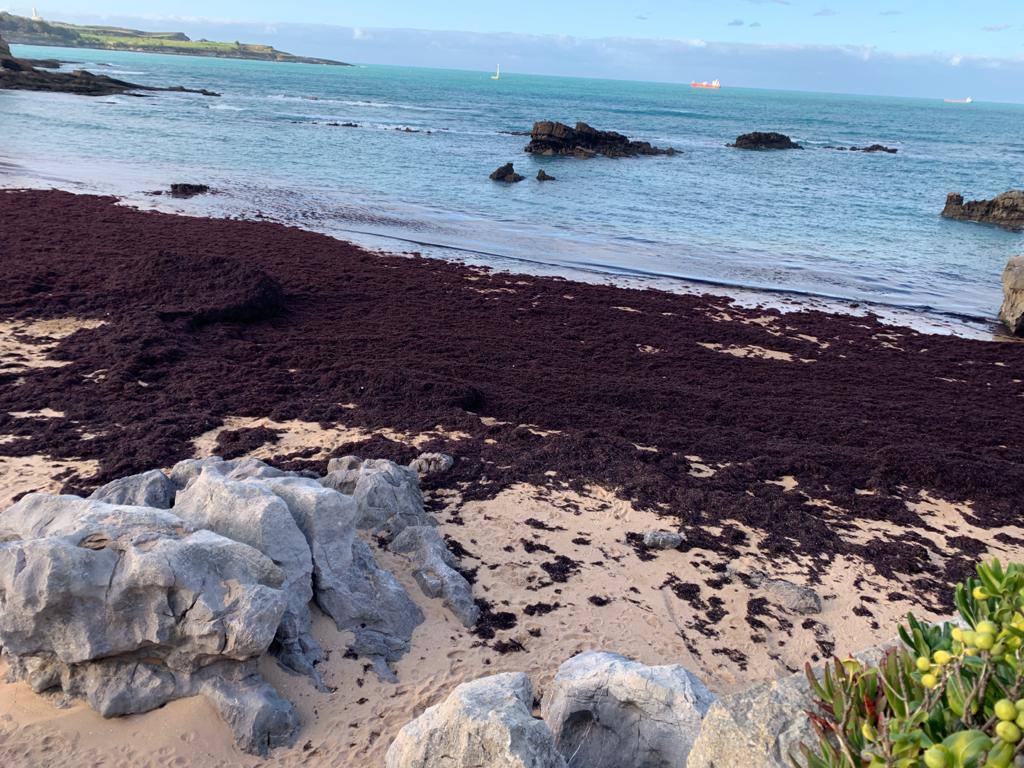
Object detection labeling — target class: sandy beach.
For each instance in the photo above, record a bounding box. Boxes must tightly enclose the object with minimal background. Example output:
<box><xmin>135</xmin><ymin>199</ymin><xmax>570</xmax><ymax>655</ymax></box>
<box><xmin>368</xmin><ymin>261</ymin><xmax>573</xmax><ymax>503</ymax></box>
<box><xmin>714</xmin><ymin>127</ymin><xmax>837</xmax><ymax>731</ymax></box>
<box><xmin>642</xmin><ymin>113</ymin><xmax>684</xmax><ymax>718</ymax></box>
<box><xmin>1</xmin><ymin>189</ymin><xmax>1023</xmax><ymax>766</ymax></box>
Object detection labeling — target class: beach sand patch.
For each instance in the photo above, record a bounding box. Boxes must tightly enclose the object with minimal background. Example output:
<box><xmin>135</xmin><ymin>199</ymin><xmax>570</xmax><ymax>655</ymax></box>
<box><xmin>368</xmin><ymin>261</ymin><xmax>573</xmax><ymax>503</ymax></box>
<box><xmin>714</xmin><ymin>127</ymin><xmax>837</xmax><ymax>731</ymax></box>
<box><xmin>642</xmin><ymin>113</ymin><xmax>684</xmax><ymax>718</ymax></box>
<box><xmin>698</xmin><ymin>342</ymin><xmax>814</xmax><ymax>363</ymax></box>
<box><xmin>0</xmin><ymin>454</ymin><xmax>101</xmax><ymax>508</ymax></box>
<box><xmin>0</xmin><ymin>318</ymin><xmax>106</xmax><ymax>374</ymax></box>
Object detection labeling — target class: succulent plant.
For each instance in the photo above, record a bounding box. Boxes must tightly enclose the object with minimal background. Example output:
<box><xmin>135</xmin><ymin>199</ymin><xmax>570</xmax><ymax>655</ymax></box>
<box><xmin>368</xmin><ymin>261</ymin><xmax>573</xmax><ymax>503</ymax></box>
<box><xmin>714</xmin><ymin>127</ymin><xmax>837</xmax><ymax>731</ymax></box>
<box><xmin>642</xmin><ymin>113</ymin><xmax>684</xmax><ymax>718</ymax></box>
<box><xmin>797</xmin><ymin>559</ymin><xmax>1024</xmax><ymax>768</ymax></box>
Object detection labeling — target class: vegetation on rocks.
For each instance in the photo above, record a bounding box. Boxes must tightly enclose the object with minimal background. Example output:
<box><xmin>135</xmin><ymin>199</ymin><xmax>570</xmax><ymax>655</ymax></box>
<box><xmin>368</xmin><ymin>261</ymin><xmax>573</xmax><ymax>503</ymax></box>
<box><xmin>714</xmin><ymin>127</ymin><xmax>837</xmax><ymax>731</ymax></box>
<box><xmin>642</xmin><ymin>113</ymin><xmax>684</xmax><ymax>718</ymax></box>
<box><xmin>799</xmin><ymin>560</ymin><xmax>1024</xmax><ymax>768</ymax></box>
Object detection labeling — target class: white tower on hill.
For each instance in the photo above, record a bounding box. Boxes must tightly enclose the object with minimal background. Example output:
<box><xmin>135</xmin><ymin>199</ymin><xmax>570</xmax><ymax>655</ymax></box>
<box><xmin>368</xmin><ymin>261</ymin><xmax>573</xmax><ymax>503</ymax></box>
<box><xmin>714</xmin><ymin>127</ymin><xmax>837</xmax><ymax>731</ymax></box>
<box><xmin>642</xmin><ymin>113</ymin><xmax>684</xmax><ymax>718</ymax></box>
<box><xmin>31</xmin><ymin>7</ymin><xmax>42</xmax><ymax>20</ymax></box>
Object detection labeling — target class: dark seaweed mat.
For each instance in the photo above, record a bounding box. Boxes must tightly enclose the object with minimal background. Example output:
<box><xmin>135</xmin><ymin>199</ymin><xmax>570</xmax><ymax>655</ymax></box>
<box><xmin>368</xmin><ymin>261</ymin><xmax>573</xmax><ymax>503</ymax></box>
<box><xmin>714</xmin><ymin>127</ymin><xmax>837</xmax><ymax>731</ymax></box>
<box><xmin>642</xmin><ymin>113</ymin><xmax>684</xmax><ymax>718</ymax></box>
<box><xmin>2</xmin><ymin>191</ymin><xmax>1023</xmax><ymax>608</ymax></box>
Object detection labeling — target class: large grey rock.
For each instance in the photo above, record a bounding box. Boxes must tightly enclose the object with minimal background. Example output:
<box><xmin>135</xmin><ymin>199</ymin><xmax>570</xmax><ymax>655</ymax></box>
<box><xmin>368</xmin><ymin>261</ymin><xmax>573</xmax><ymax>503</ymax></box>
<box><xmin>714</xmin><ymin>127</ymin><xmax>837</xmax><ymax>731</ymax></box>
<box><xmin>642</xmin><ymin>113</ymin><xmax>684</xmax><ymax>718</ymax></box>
<box><xmin>542</xmin><ymin>651</ymin><xmax>714</xmax><ymax>768</ymax></box>
<box><xmin>1000</xmin><ymin>255</ymin><xmax>1024</xmax><ymax>336</ymax></box>
<box><xmin>942</xmin><ymin>190</ymin><xmax>1024</xmax><ymax>231</ymax></box>
<box><xmin>0</xmin><ymin>493</ymin><xmax>297</xmax><ymax>755</ymax></box>
<box><xmin>172</xmin><ymin>466</ymin><xmax>323</xmax><ymax>681</ymax></box>
<box><xmin>320</xmin><ymin>458</ymin><xmax>430</xmax><ymax>535</ymax></box>
<box><xmin>262</xmin><ymin>477</ymin><xmax>424</xmax><ymax>675</ymax></box>
<box><xmin>88</xmin><ymin>469</ymin><xmax>176</xmax><ymax>508</ymax></box>
<box><xmin>390</xmin><ymin>525</ymin><xmax>479</xmax><ymax>627</ymax></box>
<box><xmin>386</xmin><ymin>672</ymin><xmax>566</xmax><ymax>768</ymax></box>
<box><xmin>686</xmin><ymin>642</ymin><xmax>894</xmax><ymax>768</ymax></box>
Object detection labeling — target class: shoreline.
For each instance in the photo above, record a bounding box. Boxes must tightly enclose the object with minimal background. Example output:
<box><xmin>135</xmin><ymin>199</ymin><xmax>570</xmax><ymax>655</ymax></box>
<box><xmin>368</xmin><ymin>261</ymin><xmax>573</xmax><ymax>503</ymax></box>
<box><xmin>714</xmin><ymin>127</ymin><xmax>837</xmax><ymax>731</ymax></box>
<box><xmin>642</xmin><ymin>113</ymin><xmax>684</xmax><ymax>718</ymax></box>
<box><xmin>1</xmin><ymin>189</ymin><xmax>1024</xmax><ymax>765</ymax></box>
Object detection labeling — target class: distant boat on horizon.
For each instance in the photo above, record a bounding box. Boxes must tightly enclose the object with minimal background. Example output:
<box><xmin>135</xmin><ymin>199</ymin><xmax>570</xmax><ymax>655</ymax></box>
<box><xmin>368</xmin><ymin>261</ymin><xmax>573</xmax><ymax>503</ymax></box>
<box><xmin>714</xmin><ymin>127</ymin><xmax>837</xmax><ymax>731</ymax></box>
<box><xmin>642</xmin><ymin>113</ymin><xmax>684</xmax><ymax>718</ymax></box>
<box><xmin>691</xmin><ymin>79</ymin><xmax>721</xmax><ymax>90</ymax></box>
<box><xmin>491</xmin><ymin>64</ymin><xmax>500</xmax><ymax>81</ymax></box>
<box><xmin>943</xmin><ymin>96</ymin><xmax>973</xmax><ymax>104</ymax></box>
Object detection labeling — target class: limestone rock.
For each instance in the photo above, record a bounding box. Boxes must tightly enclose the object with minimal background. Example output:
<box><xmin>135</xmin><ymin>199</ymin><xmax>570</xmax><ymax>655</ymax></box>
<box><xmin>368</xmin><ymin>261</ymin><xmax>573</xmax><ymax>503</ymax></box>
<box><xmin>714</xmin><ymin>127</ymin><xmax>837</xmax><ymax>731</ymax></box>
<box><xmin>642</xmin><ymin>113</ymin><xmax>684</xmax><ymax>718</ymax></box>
<box><xmin>643</xmin><ymin>530</ymin><xmax>683</xmax><ymax>550</ymax></box>
<box><xmin>728</xmin><ymin>132</ymin><xmax>802</xmax><ymax>150</ymax></box>
<box><xmin>491</xmin><ymin>162</ymin><xmax>525</xmax><ymax>182</ymax></box>
<box><xmin>408</xmin><ymin>452</ymin><xmax>455</xmax><ymax>478</ymax></box>
<box><xmin>342</xmin><ymin>459</ymin><xmax>431</xmax><ymax>535</ymax></box>
<box><xmin>542</xmin><ymin>651</ymin><xmax>714</xmax><ymax>768</ymax></box>
<box><xmin>88</xmin><ymin>468</ymin><xmax>176</xmax><ymax>508</ymax></box>
<box><xmin>999</xmin><ymin>255</ymin><xmax>1024</xmax><ymax>336</ymax></box>
<box><xmin>942</xmin><ymin>190</ymin><xmax>1024</xmax><ymax>231</ymax></box>
<box><xmin>390</xmin><ymin>525</ymin><xmax>479</xmax><ymax>627</ymax></box>
<box><xmin>385</xmin><ymin>672</ymin><xmax>566</xmax><ymax>768</ymax></box>
<box><xmin>0</xmin><ymin>493</ymin><xmax>297</xmax><ymax>755</ymax></box>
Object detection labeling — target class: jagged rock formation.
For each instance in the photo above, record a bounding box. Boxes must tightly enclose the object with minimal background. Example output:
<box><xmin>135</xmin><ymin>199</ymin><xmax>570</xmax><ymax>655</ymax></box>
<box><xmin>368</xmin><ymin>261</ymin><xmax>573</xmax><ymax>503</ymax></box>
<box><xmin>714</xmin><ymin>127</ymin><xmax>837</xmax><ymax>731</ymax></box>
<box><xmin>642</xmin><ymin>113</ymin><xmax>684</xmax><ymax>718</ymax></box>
<box><xmin>1000</xmin><ymin>255</ymin><xmax>1024</xmax><ymax>336</ymax></box>
<box><xmin>490</xmin><ymin>162</ymin><xmax>525</xmax><ymax>182</ymax></box>
<box><xmin>537</xmin><ymin>169</ymin><xmax>556</xmax><ymax>181</ymax></box>
<box><xmin>728</xmin><ymin>132</ymin><xmax>802</xmax><ymax>150</ymax></box>
<box><xmin>525</xmin><ymin>121</ymin><xmax>677</xmax><ymax>158</ymax></box>
<box><xmin>942</xmin><ymin>190</ymin><xmax>1024</xmax><ymax>231</ymax></box>
<box><xmin>542</xmin><ymin>651</ymin><xmax>714</xmax><ymax>768</ymax></box>
<box><xmin>385</xmin><ymin>672</ymin><xmax>566</xmax><ymax>768</ymax></box>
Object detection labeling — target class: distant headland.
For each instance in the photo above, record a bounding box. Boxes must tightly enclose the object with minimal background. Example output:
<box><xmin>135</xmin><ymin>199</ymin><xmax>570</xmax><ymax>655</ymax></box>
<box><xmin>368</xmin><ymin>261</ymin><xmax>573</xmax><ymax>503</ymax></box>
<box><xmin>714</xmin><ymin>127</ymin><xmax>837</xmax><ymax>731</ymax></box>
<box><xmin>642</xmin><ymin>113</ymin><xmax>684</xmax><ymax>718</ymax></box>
<box><xmin>0</xmin><ymin>11</ymin><xmax>350</xmax><ymax>65</ymax></box>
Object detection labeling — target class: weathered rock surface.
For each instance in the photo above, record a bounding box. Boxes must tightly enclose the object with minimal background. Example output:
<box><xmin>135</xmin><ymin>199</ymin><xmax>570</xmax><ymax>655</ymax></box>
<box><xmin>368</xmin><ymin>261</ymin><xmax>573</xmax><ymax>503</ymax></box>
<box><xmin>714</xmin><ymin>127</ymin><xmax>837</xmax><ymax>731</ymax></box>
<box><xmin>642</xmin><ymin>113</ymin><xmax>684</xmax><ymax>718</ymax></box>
<box><xmin>728</xmin><ymin>132</ymin><xmax>802</xmax><ymax>150</ymax></box>
<box><xmin>0</xmin><ymin>493</ymin><xmax>297</xmax><ymax>754</ymax></box>
<box><xmin>525</xmin><ymin>121</ymin><xmax>677</xmax><ymax>158</ymax></box>
<box><xmin>542</xmin><ymin>651</ymin><xmax>714</xmax><ymax>768</ymax></box>
<box><xmin>390</xmin><ymin>525</ymin><xmax>479</xmax><ymax>627</ymax></box>
<box><xmin>386</xmin><ymin>672</ymin><xmax>566</xmax><ymax>768</ymax></box>
<box><xmin>537</xmin><ymin>169</ymin><xmax>556</xmax><ymax>181</ymax></box>
<box><xmin>746</xmin><ymin>571</ymin><xmax>822</xmax><ymax>615</ymax></box>
<box><xmin>169</xmin><ymin>183</ymin><xmax>211</xmax><ymax>198</ymax></box>
<box><xmin>1000</xmin><ymin>255</ymin><xmax>1024</xmax><ymax>336</ymax></box>
<box><xmin>643</xmin><ymin>530</ymin><xmax>683</xmax><ymax>550</ymax></box>
<box><xmin>344</xmin><ymin>458</ymin><xmax>432</xmax><ymax>535</ymax></box>
<box><xmin>88</xmin><ymin>468</ymin><xmax>176</xmax><ymax>508</ymax></box>
<box><xmin>942</xmin><ymin>190</ymin><xmax>1024</xmax><ymax>231</ymax></box>
<box><xmin>490</xmin><ymin>162</ymin><xmax>525</xmax><ymax>182</ymax></box>
<box><xmin>172</xmin><ymin>465</ymin><xmax>323</xmax><ymax>681</ymax></box>
<box><xmin>826</xmin><ymin>144</ymin><xmax>898</xmax><ymax>154</ymax></box>
<box><xmin>408</xmin><ymin>452</ymin><xmax>454</xmax><ymax>477</ymax></box>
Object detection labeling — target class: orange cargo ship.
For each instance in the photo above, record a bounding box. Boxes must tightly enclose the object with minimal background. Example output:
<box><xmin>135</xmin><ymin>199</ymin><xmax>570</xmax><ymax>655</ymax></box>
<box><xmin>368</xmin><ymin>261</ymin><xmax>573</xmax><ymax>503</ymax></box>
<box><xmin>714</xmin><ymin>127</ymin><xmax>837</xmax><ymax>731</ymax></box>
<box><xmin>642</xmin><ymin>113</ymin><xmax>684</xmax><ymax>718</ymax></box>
<box><xmin>691</xmin><ymin>79</ymin><xmax>721</xmax><ymax>89</ymax></box>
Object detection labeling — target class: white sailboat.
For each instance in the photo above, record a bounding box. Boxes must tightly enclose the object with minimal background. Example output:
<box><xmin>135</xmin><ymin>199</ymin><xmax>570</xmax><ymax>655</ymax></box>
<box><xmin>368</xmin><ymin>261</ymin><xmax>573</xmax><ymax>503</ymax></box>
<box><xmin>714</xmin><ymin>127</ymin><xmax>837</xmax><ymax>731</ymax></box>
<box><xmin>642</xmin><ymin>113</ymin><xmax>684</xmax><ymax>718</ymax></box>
<box><xmin>491</xmin><ymin>64</ymin><xmax>501</xmax><ymax>81</ymax></box>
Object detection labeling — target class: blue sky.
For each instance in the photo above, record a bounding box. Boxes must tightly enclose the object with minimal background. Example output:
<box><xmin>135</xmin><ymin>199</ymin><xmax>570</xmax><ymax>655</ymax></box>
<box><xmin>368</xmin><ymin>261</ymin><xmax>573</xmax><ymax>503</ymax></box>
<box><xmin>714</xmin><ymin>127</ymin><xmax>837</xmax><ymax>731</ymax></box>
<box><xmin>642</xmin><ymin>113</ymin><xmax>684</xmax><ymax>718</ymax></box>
<box><xmin>6</xmin><ymin>1</ymin><xmax>1024</xmax><ymax>98</ymax></box>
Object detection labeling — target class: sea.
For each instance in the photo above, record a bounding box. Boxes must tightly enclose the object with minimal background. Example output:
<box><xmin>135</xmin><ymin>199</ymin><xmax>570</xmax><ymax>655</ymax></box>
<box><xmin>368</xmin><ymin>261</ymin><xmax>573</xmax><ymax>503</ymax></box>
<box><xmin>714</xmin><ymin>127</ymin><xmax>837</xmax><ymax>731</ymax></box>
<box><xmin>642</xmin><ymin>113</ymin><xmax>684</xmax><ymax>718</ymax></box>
<box><xmin>3</xmin><ymin>44</ymin><xmax>1023</xmax><ymax>328</ymax></box>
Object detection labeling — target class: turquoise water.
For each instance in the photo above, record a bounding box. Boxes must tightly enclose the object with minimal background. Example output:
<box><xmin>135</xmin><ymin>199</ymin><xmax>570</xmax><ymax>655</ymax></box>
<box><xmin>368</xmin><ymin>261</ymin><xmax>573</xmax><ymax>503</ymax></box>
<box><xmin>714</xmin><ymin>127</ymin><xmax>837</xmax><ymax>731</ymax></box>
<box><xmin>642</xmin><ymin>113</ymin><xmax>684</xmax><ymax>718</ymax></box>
<box><xmin>3</xmin><ymin>44</ymin><xmax>1023</xmax><ymax>321</ymax></box>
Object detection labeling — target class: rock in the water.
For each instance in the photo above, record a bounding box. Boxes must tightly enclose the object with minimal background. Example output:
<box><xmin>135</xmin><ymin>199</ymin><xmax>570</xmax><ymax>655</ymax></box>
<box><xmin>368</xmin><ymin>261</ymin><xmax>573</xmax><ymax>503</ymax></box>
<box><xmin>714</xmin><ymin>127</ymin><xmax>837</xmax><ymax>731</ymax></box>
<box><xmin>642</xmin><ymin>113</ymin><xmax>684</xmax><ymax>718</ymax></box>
<box><xmin>728</xmin><ymin>132</ymin><xmax>802</xmax><ymax>150</ymax></box>
<box><xmin>542</xmin><ymin>651</ymin><xmax>713</xmax><ymax>768</ymax></box>
<box><xmin>264</xmin><ymin>476</ymin><xmax>423</xmax><ymax>672</ymax></box>
<box><xmin>408</xmin><ymin>452</ymin><xmax>454</xmax><ymax>477</ymax></box>
<box><xmin>1000</xmin><ymin>255</ymin><xmax>1024</xmax><ymax>336</ymax></box>
<box><xmin>825</xmin><ymin>144</ymin><xmax>898</xmax><ymax>154</ymax></box>
<box><xmin>88</xmin><ymin>469</ymin><xmax>176</xmax><ymax>508</ymax></box>
<box><xmin>537</xmin><ymin>169</ymin><xmax>556</xmax><ymax>181</ymax></box>
<box><xmin>490</xmin><ymin>162</ymin><xmax>525</xmax><ymax>182</ymax></box>
<box><xmin>525</xmin><ymin>121</ymin><xmax>676</xmax><ymax>158</ymax></box>
<box><xmin>390</xmin><ymin>525</ymin><xmax>479</xmax><ymax>627</ymax></box>
<box><xmin>172</xmin><ymin>466</ymin><xmax>323</xmax><ymax>681</ymax></box>
<box><xmin>942</xmin><ymin>190</ymin><xmax>1024</xmax><ymax>231</ymax></box>
<box><xmin>643</xmin><ymin>530</ymin><xmax>683</xmax><ymax>550</ymax></box>
<box><xmin>0</xmin><ymin>493</ymin><xmax>297</xmax><ymax>755</ymax></box>
<box><xmin>385</xmin><ymin>672</ymin><xmax>566</xmax><ymax>768</ymax></box>
<box><xmin>169</xmin><ymin>183</ymin><xmax>211</xmax><ymax>198</ymax></box>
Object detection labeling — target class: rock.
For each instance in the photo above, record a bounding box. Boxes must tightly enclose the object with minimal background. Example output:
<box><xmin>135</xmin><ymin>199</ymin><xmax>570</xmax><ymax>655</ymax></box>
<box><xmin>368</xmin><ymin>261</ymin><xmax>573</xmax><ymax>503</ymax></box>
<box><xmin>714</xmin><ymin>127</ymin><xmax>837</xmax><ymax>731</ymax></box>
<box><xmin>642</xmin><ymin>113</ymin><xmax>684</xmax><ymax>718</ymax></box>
<box><xmin>262</xmin><ymin>477</ymin><xmax>424</xmax><ymax>673</ymax></box>
<box><xmin>542</xmin><ymin>651</ymin><xmax>713</xmax><ymax>768</ymax></box>
<box><xmin>728</xmin><ymin>132</ymin><xmax>802</xmax><ymax>150</ymax></box>
<box><xmin>172</xmin><ymin>466</ymin><xmax>323</xmax><ymax>682</ymax></box>
<box><xmin>408</xmin><ymin>452</ymin><xmax>454</xmax><ymax>477</ymax></box>
<box><xmin>942</xmin><ymin>190</ymin><xmax>1024</xmax><ymax>231</ymax></box>
<box><xmin>0</xmin><ymin>493</ymin><xmax>297</xmax><ymax>755</ymax></box>
<box><xmin>169</xmin><ymin>183</ymin><xmax>211</xmax><ymax>198</ymax></box>
<box><xmin>537</xmin><ymin>169</ymin><xmax>556</xmax><ymax>181</ymax></box>
<box><xmin>390</xmin><ymin>525</ymin><xmax>479</xmax><ymax>627</ymax></box>
<box><xmin>88</xmin><ymin>469</ymin><xmax>176</xmax><ymax>508</ymax></box>
<box><xmin>491</xmin><ymin>162</ymin><xmax>525</xmax><ymax>182</ymax></box>
<box><xmin>385</xmin><ymin>672</ymin><xmax>566</xmax><ymax>768</ymax></box>
<box><xmin>1000</xmin><ymin>255</ymin><xmax>1024</xmax><ymax>336</ymax></box>
<box><xmin>354</xmin><ymin>459</ymin><xmax>431</xmax><ymax>535</ymax></box>
<box><xmin>686</xmin><ymin>642</ymin><xmax>895</xmax><ymax>768</ymax></box>
<box><xmin>643</xmin><ymin>530</ymin><xmax>683</xmax><ymax>550</ymax></box>
<box><xmin>825</xmin><ymin>144</ymin><xmax>898</xmax><ymax>154</ymax></box>
<box><xmin>320</xmin><ymin>454</ymin><xmax>363</xmax><ymax>494</ymax></box>
<box><xmin>525</xmin><ymin>121</ymin><xmax>677</xmax><ymax>158</ymax></box>
<box><xmin>169</xmin><ymin>456</ymin><xmax>226</xmax><ymax>489</ymax></box>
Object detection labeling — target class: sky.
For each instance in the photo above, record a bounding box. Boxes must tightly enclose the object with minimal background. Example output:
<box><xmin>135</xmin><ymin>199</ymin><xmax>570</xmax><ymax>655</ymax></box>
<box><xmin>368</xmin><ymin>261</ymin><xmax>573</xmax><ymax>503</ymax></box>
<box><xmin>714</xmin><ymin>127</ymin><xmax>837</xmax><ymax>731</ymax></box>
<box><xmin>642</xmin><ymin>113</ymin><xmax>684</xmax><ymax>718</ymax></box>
<box><xmin>5</xmin><ymin>1</ymin><xmax>1024</xmax><ymax>99</ymax></box>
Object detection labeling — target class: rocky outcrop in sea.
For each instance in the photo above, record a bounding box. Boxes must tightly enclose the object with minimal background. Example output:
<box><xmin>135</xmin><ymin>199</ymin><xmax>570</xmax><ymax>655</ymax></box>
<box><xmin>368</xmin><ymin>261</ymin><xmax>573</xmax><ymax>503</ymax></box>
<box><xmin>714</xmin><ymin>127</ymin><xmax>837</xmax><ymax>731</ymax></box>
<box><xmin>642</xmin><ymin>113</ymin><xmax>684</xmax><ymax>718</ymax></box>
<box><xmin>1000</xmin><ymin>255</ymin><xmax>1024</xmax><ymax>336</ymax></box>
<box><xmin>728</xmin><ymin>132</ymin><xmax>803</xmax><ymax>150</ymax></box>
<box><xmin>524</xmin><ymin>121</ymin><xmax>677</xmax><ymax>158</ymax></box>
<box><xmin>942</xmin><ymin>190</ymin><xmax>1024</xmax><ymax>231</ymax></box>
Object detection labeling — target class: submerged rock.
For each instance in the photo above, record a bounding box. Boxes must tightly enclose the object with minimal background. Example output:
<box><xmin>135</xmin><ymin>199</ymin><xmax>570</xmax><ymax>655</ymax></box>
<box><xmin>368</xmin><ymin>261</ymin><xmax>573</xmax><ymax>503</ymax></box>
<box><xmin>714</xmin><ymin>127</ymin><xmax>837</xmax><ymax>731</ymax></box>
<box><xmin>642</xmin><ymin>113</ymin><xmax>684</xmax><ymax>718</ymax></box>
<box><xmin>525</xmin><ymin>120</ymin><xmax>677</xmax><ymax>158</ymax></box>
<box><xmin>542</xmin><ymin>651</ymin><xmax>714</xmax><ymax>768</ymax></box>
<box><xmin>942</xmin><ymin>190</ymin><xmax>1024</xmax><ymax>231</ymax></box>
<box><xmin>169</xmin><ymin>183</ymin><xmax>211</xmax><ymax>198</ymax></box>
<box><xmin>827</xmin><ymin>144</ymin><xmax>898</xmax><ymax>153</ymax></box>
<box><xmin>1000</xmin><ymin>255</ymin><xmax>1024</xmax><ymax>336</ymax></box>
<box><xmin>728</xmin><ymin>132</ymin><xmax>802</xmax><ymax>150</ymax></box>
<box><xmin>0</xmin><ymin>493</ymin><xmax>297</xmax><ymax>755</ymax></box>
<box><xmin>536</xmin><ymin>169</ymin><xmax>557</xmax><ymax>181</ymax></box>
<box><xmin>385</xmin><ymin>672</ymin><xmax>566</xmax><ymax>768</ymax></box>
<box><xmin>490</xmin><ymin>162</ymin><xmax>525</xmax><ymax>182</ymax></box>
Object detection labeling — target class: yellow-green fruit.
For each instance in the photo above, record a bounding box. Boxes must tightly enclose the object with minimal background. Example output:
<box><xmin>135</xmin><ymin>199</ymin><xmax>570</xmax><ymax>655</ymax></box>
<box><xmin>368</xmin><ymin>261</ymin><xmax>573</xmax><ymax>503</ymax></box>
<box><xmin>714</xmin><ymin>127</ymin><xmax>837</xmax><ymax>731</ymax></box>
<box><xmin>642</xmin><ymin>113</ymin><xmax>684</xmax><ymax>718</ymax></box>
<box><xmin>974</xmin><ymin>586</ymin><xmax>991</xmax><ymax>600</ymax></box>
<box><xmin>1015</xmin><ymin>711</ymin><xmax>1024</xmax><ymax>730</ymax></box>
<box><xmin>917</xmin><ymin>656</ymin><xmax>932</xmax><ymax>672</ymax></box>
<box><xmin>993</xmin><ymin>643</ymin><xmax>1007</xmax><ymax>656</ymax></box>
<box><xmin>996</xmin><ymin>721</ymin><xmax>1022</xmax><ymax>743</ymax></box>
<box><xmin>962</xmin><ymin>631</ymin><xmax>978</xmax><ymax>646</ymax></box>
<box><xmin>977</xmin><ymin>633</ymin><xmax>996</xmax><ymax>651</ymax></box>
<box><xmin>965</xmin><ymin>647</ymin><xmax>979</xmax><ymax>656</ymax></box>
<box><xmin>988</xmin><ymin>740</ymin><xmax>1015</xmax><ymax>768</ymax></box>
<box><xmin>1016</xmin><ymin>698</ymin><xmax>1024</xmax><ymax>710</ymax></box>
<box><xmin>995</xmin><ymin>699</ymin><xmax>1018</xmax><ymax>721</ymax></box>
<box><xmin>977</xmin><ymin>620</ymin><xmax>999</xmax><ymax>635</ymax></box>
<box><xmin>861</xmin><ymin>722</ymin><xmax>876</xmax><ymax>742</ymax></box>
<box><xmin>933</xmin><ymin>650</ymin><xmax>952</xmax><ymax>666</ymax></box>
<box><xmin>921</xmin><ymin>673</ymin><xmax>939</xmax><ymax>689</ymax></box>
<box><xmin>923</xmin><ymin>745</ymin><xmax>952</xmax><ymax>768</ymax></box>
<box><xmin>952</xmin><ymin>627</ymin><xmax>964</xmax><ymax>642</ymax></box>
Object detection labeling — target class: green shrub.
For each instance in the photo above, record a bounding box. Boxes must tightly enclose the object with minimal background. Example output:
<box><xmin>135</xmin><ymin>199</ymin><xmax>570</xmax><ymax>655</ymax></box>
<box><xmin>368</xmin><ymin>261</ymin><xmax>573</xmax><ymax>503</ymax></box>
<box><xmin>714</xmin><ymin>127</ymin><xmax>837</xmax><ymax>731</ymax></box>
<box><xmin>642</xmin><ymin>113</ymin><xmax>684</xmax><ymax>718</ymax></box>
<box><xmin>797</xmin><ymin>559</ymin><xmax>1024</xmax><ymax>768</ymax></box>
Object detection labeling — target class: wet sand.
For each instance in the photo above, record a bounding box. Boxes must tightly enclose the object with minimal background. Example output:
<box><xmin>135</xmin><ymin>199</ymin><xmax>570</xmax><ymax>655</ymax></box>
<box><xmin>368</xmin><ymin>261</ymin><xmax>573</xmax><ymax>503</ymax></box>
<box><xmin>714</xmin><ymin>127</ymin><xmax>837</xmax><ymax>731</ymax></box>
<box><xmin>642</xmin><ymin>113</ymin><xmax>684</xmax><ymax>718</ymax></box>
<box><xmin>1</xmin><ymin>189</ymin><xmax>1023</xmax><ymax>766</ymax></box>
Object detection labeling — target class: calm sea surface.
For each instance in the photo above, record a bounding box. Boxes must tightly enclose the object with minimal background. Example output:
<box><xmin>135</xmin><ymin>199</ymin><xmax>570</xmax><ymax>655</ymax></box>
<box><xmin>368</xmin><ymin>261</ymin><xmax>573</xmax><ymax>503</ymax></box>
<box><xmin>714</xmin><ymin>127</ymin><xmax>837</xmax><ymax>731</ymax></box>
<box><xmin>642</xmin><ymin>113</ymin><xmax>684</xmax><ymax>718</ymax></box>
<box><xmin>3</xmin><ymin>44</ymin><xmax>1023</xmax><ymax>322</ymax></box>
